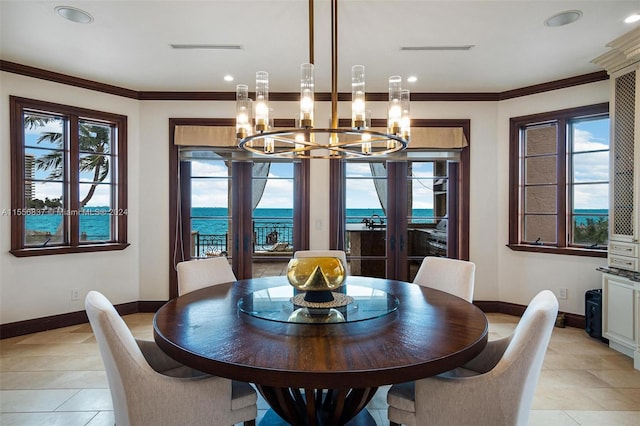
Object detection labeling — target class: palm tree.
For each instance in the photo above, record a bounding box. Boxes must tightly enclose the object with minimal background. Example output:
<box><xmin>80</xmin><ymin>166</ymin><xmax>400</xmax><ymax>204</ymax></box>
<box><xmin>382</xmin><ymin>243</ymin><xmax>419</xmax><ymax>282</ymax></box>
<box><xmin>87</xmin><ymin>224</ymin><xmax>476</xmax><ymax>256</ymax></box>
<box><xmin>26</xmin><ymin>116</ymin><xmax>110</xmax><ymax>209</ymax></box>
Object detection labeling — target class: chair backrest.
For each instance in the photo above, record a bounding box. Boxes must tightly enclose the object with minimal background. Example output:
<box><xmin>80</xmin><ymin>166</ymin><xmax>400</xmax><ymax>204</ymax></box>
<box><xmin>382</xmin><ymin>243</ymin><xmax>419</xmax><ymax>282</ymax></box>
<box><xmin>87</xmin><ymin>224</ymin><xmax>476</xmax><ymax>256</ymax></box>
<box><xmin>85</xmin><ymin>291</ymin><xmax>150</xmax><ymax>426</ymax></box>
<box><xmin>501</xmin><ymin>290</ymin><xmax>558</xmax><ymax>425</ymax></box>
<box><xmin>413</xmin><ymin>290</ymin><xmax>558</xmax><ymax>426</ymax></box>
<box><xmin>294</xmin><ymin>250</ymin><xmax>348</xmax><ymax>272</ymax></box>
<box><xmin>176</xmin><ymin>257</ymin><xmax>236</xmax><ymax>296</ymax></box>
<box><xmin>413</xmin><ymin>256</ymin><xmax>475</xmax><ymax>302</ymax></box>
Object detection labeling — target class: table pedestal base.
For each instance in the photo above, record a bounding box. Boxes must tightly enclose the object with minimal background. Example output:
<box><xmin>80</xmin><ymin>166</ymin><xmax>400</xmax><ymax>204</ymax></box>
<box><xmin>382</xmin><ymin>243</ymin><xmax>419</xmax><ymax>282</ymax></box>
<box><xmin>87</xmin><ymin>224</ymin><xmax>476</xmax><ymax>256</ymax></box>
<box><xmin>256</xmin><ymin>385</ymin><xmax>378</xmax><ymax>426</ymax></box>
<box><xmin>259</xmin><ymin>408</ymin><xmax>377</xmax><ymax>426</ymax></box>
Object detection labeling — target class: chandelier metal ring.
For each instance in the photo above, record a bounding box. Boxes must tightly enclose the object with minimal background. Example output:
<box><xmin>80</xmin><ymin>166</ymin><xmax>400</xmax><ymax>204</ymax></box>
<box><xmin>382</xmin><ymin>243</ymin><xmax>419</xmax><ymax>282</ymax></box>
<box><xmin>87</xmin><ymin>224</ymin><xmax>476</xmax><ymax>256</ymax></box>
<box><xmin>238</xmin><ymin>128</ymin><xmax>409</xmax><ymax>159</ymax></box>
<box><xmin>235</xmin><ymin>0</ymin><xmax>411</xmax><ymax>159</ymax></box>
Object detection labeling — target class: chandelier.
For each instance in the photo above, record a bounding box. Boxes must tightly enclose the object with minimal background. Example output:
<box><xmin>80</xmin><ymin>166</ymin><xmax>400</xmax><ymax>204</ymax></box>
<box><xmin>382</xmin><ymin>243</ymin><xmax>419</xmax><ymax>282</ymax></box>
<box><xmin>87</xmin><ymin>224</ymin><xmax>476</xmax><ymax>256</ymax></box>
<box><xmin>235</xmin><ymin>0</ymin><xmax>410</xmax><ymax>159</ymax></box>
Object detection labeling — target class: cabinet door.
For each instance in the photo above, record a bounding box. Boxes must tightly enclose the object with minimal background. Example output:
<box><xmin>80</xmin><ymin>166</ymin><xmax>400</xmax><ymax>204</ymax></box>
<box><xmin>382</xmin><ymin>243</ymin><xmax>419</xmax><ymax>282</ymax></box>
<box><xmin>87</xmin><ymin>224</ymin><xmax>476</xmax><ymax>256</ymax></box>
<box><xmin>603</xmin><ymin>275</ymin><xmax>637</xmax><ymax>346</ymax></box>
<box><xmin>610</xmin><ymin>66</ymin><xmax>639</xmax><ymax>243</ymax></box>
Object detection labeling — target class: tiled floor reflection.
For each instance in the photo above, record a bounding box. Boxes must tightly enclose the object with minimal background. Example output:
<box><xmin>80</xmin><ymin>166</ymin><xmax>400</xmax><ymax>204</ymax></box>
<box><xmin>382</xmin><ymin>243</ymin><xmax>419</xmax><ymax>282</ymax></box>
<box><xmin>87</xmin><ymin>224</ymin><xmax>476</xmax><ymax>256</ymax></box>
<box><xmin>1</xmin><ymin>312</ymin><xmax>639</xmax><ymax>425</ymax></box>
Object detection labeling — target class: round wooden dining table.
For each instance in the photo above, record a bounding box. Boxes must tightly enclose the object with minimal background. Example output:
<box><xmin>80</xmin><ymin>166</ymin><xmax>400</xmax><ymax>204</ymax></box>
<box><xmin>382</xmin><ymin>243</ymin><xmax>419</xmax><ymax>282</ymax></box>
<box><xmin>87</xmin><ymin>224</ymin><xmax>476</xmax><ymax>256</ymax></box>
<box><xmin>153</xmin><ymin>276</ymin><xmax>488</xmax><ymax>426</ymax></box>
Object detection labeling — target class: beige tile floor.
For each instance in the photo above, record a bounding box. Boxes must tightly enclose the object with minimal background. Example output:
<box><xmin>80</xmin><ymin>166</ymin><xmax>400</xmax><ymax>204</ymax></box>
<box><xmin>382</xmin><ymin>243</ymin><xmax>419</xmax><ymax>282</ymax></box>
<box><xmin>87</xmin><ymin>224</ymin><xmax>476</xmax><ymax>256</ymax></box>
<box><xmin>2</xmin><ymin>311</ymin><xmax>639</xmax><ymax>426</ymax></box>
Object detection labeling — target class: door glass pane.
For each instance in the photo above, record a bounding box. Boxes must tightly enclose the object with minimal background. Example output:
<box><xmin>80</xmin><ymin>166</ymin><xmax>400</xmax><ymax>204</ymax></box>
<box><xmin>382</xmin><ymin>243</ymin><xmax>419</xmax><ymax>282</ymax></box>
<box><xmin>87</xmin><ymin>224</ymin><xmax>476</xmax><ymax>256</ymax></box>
<box><xmin>190</xmin><ymin>158</ymin><xmax>232</xmax><ymax>258</ymax></box>
<box><xmin>252</xmin><ymin>162</ymin><xmax>294</xmax><ymax>277</ymax></box>
<box><xmin>408</xmin><ymin>161</ymin><xmax>448</xmax><ymax>280</ymax></box>
<box><xmin>345</xmin><ymin>161</ymin><xmax>387</xmax><ymax>278</ymax></box>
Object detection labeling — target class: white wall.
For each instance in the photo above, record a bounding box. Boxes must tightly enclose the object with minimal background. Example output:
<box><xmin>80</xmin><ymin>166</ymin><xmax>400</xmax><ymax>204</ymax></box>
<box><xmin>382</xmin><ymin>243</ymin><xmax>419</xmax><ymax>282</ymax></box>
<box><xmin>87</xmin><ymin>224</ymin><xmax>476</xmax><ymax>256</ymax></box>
<box><xmin>496</xmin><ymin>81</ymin><xmax>610</xmax><ymax>313</ymax></box>
<box><xmin>0</xmin><ymin>71</ymin><xmax>612</xmax><ymax>324</ymax></box>
<box><xmin>0</xmin><ymin>72</ymin><xmax>141</xmax><ymax>323</ymax></box>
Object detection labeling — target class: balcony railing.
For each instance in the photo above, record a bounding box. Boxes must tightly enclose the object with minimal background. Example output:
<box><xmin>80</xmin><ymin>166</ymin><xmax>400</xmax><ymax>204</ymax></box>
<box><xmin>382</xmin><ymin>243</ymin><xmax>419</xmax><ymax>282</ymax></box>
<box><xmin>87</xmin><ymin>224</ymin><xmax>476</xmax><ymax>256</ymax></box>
<box><xmin>192</xmin><ymin>232</ymin><xmax>228</xmax><ymax>257</ymax></box>
<box><xmin>191</xmin><ymin>221</ymin><xmax>294</xmax><ymax>257</ymax></box>
<box><xmin>253</xmin><ymin>221</ymin><xmax>293</xmax><ymax>252</ymax></box>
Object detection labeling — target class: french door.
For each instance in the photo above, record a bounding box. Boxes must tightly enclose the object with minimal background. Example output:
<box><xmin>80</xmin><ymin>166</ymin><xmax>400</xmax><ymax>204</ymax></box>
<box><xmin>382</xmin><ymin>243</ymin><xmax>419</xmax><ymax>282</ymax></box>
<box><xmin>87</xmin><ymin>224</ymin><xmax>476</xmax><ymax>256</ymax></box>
<box><xmin>333</xmin><ymin>156</ymin><xmax>464</xmax><ymax>281</ymax></box>
<box><xmin>169</xmin><ymin>120</ymin><xmax>309</xmax><ymax>297</ymax></box>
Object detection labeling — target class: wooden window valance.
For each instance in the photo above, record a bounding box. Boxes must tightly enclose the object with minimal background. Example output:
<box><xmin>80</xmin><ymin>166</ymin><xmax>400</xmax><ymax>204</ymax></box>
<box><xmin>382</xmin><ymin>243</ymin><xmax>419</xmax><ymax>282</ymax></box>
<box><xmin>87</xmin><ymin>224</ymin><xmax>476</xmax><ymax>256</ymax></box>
<box><xmin>173</xmin><ymin>125</ymin><xmax>468</xmax><ymax>149</ymax></box>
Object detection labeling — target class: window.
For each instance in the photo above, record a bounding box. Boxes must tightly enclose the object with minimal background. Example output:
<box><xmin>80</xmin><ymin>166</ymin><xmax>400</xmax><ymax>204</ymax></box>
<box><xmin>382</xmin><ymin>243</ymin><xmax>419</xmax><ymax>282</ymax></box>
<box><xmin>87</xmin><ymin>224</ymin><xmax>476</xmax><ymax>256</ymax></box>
<box><xmin>508</xmin><ymin>103</ymin><xmax>609</xmax><ymax>256</ymax></box>
<box><xmin>9</xmin><ymin>97</ymin><xmax>128</xmax><ymax>256</ymax></box>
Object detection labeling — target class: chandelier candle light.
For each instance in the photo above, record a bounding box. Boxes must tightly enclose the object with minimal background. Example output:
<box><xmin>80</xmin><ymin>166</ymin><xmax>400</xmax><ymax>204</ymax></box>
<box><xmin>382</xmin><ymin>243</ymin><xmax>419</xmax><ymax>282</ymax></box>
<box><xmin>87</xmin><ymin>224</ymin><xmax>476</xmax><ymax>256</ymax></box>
<box><xmin>236</xmin><ymin>0</ymin><xmax>410</xmax><ymax>159</ymax></box>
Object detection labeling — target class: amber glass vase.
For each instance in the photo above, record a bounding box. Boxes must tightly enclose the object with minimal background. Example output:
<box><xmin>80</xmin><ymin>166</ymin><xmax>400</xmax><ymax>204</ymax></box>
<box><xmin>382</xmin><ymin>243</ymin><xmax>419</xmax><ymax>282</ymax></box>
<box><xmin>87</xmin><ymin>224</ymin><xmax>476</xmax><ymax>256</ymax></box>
<box><xmin>286</xmin><ymin>257</ymin><xmax>346</xmax><ymax>302</ymax></box>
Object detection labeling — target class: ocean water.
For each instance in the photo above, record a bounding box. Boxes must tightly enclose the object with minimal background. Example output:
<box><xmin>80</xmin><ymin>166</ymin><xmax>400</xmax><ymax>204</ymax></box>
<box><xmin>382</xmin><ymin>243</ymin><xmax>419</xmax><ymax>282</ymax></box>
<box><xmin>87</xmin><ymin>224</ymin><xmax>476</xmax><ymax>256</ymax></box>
<box><xmin>190</xmin><ymin>207</ymin><xmax>438</xmax><ymax>237</ymax></box>
<box><xmin>24</xmin><ymin>207</ymin><xmax>116</xmax><ymax>240</ymax></box>
<box><xmin>24</xmin><ymin>207</ymin><xmax>608</xmax><ymax>241</ymax></box>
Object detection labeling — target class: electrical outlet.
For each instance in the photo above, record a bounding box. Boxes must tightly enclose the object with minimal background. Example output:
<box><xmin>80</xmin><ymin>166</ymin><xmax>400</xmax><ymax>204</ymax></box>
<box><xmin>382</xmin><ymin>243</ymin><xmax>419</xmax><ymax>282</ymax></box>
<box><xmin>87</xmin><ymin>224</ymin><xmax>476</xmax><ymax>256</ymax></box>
<box><xmin>71</xmin><ymin>288</ymin><xmax>80</xmax><ymax>301</ymax></box>
<box><xmin>558</xmin><ymin>287</ymin><xmax>568</xmax><ymax>300</ymax></box>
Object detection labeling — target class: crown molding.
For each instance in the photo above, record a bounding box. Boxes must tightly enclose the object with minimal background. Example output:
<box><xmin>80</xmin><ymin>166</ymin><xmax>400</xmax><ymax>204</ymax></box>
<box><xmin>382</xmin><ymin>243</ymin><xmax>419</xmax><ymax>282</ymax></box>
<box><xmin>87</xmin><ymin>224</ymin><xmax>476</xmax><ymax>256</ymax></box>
<box><xmin>1</xmin><ymin>60</ymin><xmax>608</xmax><ymax>102</ymax></box>
<box><xmin>0</xmin><ymin>60</ymin><xmax>139</xmax><ymax>99</ymax></box>
<box><xmin>592</xmin><ymin>26</ymin><xmax>640</xmax><ymax>74</ymax></box>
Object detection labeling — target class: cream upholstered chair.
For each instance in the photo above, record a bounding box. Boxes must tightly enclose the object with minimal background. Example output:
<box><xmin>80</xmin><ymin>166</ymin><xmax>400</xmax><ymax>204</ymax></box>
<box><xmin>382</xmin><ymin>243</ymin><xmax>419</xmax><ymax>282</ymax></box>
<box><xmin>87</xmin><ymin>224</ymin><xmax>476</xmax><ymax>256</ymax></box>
<box><xmin>294</xmin><ymin>250</ymin><xmax>348</xmax><ymax>273</ymax></box>
<box><xmin>413</xmin><ymin>256</ymin><xmax>475</xmax><ymax>302</ymax></box>
<box><xmin>85</xmin><ymin>291</ymin><xmax>257</xmax><ymax>426</ymax></box>
<box><xmin>387</xmin><ymin>290</ymin><xmax>558</xmax><ymax>426</ymax></box>
<box><xmin>176</xmin><ymin>256</ymin><xmax>236</xmax><ymax>296</ymax></box>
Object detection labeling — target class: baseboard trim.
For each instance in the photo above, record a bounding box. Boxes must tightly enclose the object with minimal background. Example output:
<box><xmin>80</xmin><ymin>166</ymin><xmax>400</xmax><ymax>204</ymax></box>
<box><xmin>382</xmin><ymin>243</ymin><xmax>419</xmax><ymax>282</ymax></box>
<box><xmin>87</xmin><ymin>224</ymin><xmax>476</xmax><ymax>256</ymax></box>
<box><xmin>0</xmin><ymin>301</ymin><xmax>166</xmax><ymax>339</ymax></box>
<box><xmin>474</xmin><ymin>301</ymin><xmax>585</xmax><ymax>329</ymax></box>
<box><xmin>1</xmin><ymin>299</ymin><xmax>586</xmax><ymax>339</ymax></box>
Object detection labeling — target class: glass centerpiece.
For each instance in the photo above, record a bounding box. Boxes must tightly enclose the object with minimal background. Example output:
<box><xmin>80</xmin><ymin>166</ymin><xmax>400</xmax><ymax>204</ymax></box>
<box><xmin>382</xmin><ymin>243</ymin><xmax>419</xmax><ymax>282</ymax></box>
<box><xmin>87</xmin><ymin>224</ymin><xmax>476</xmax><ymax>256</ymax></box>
<box><xmin>286</xmin><ymin>257</ymin><xmax>346</xmax><ymax>303</ymax></box>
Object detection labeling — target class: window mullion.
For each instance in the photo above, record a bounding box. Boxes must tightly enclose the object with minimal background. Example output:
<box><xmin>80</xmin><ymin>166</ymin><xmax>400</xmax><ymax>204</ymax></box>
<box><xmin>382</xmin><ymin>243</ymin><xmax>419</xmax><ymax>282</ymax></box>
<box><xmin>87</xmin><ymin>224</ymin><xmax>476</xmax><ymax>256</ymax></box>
<box><xmin>69</xmin><ymin>115</ymin><xmax>80</xmax><ymax>246</ymax></box>
<box><xmin>557</xmin><ymin>119</ymin><xmax>568</xmax><ymax>248</ymax></box>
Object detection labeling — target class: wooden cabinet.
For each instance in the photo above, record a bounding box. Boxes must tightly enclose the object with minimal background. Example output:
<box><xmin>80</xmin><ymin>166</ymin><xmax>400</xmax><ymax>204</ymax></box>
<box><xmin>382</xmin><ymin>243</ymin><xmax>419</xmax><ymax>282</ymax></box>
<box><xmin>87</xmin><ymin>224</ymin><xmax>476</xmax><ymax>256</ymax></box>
<box><xmin>609</xmin><ymin>63</ymin><xmax>640</xmax><ymax>271</ymax></box>
<box><xmin>594</xmin><ymin>27</ymin><xmax>640</xmax><ymax>369</ymax></box>
<box><xmin>602</xmin><ymin>273</ymin><xmax>640</xmax><ymax>370</ymax></box>
<box><xmin>593</xmin><ymin>27</ymin><xmax>640</xmax><ymax>272</ymax></box>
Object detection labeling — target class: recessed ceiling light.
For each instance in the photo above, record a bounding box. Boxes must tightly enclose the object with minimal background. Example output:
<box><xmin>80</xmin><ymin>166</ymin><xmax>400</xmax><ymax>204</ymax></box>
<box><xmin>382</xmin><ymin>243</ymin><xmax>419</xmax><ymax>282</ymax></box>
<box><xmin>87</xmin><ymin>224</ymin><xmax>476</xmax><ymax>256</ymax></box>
<box><xmin>407</xmin><ymin>76</ymin><xmax>417</xmax><ymax>83</ymax></box>
<box><xmin>55</xmin><ymin>6</ymin><xmax>94</xmax><ymax>24</ymax></box>
<box><xmin>625</xmin><ymin>13</ymin><xmax>640</xmax><ymax>24</ymax></box>
<box><xmin>224</xmin><ymin>75</ymin><xmax>234</xmax><ymax>82</ymax></box>
<box><xmin>545</xmin><ymin>10</ymin><xmax>582</xmax><ymax>27</ymax></box>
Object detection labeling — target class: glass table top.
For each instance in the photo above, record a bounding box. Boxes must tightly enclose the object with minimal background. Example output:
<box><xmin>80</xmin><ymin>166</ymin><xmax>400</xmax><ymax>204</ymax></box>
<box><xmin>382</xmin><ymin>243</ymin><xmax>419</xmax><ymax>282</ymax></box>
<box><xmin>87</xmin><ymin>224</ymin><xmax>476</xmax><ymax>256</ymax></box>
<box><xmin>237</xmin><ymin>284</ymin><xmax>399</xmax><ymax>324</ymax></box>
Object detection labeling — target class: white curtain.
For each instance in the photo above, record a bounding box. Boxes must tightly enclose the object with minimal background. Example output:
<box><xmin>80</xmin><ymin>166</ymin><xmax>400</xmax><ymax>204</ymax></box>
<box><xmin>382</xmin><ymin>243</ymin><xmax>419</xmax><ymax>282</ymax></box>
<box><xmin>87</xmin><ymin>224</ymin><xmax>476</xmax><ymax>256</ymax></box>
<box><xmin>252</xmin><ymin>162</ymin><xmax>270</xmax><ymax>210</ymax></box>
<box><xmin>369</xmin><ymin>162</ymin><xmax>387</xmax><ymax>215</ymax></box>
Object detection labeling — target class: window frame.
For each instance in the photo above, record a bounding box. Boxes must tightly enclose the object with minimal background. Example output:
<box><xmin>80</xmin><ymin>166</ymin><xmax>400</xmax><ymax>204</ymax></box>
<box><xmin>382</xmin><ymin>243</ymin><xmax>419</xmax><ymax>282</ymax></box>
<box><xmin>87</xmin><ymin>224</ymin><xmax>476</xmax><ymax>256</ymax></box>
<box><xmin>508</xmin><ymin>103</ymin><xmax>609</xmax><ymax>257</ymax></box>
<box><xmin>9</xmin><ymin>96</ymin><xmax>128</xmax><ymax>257</ymax></box>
